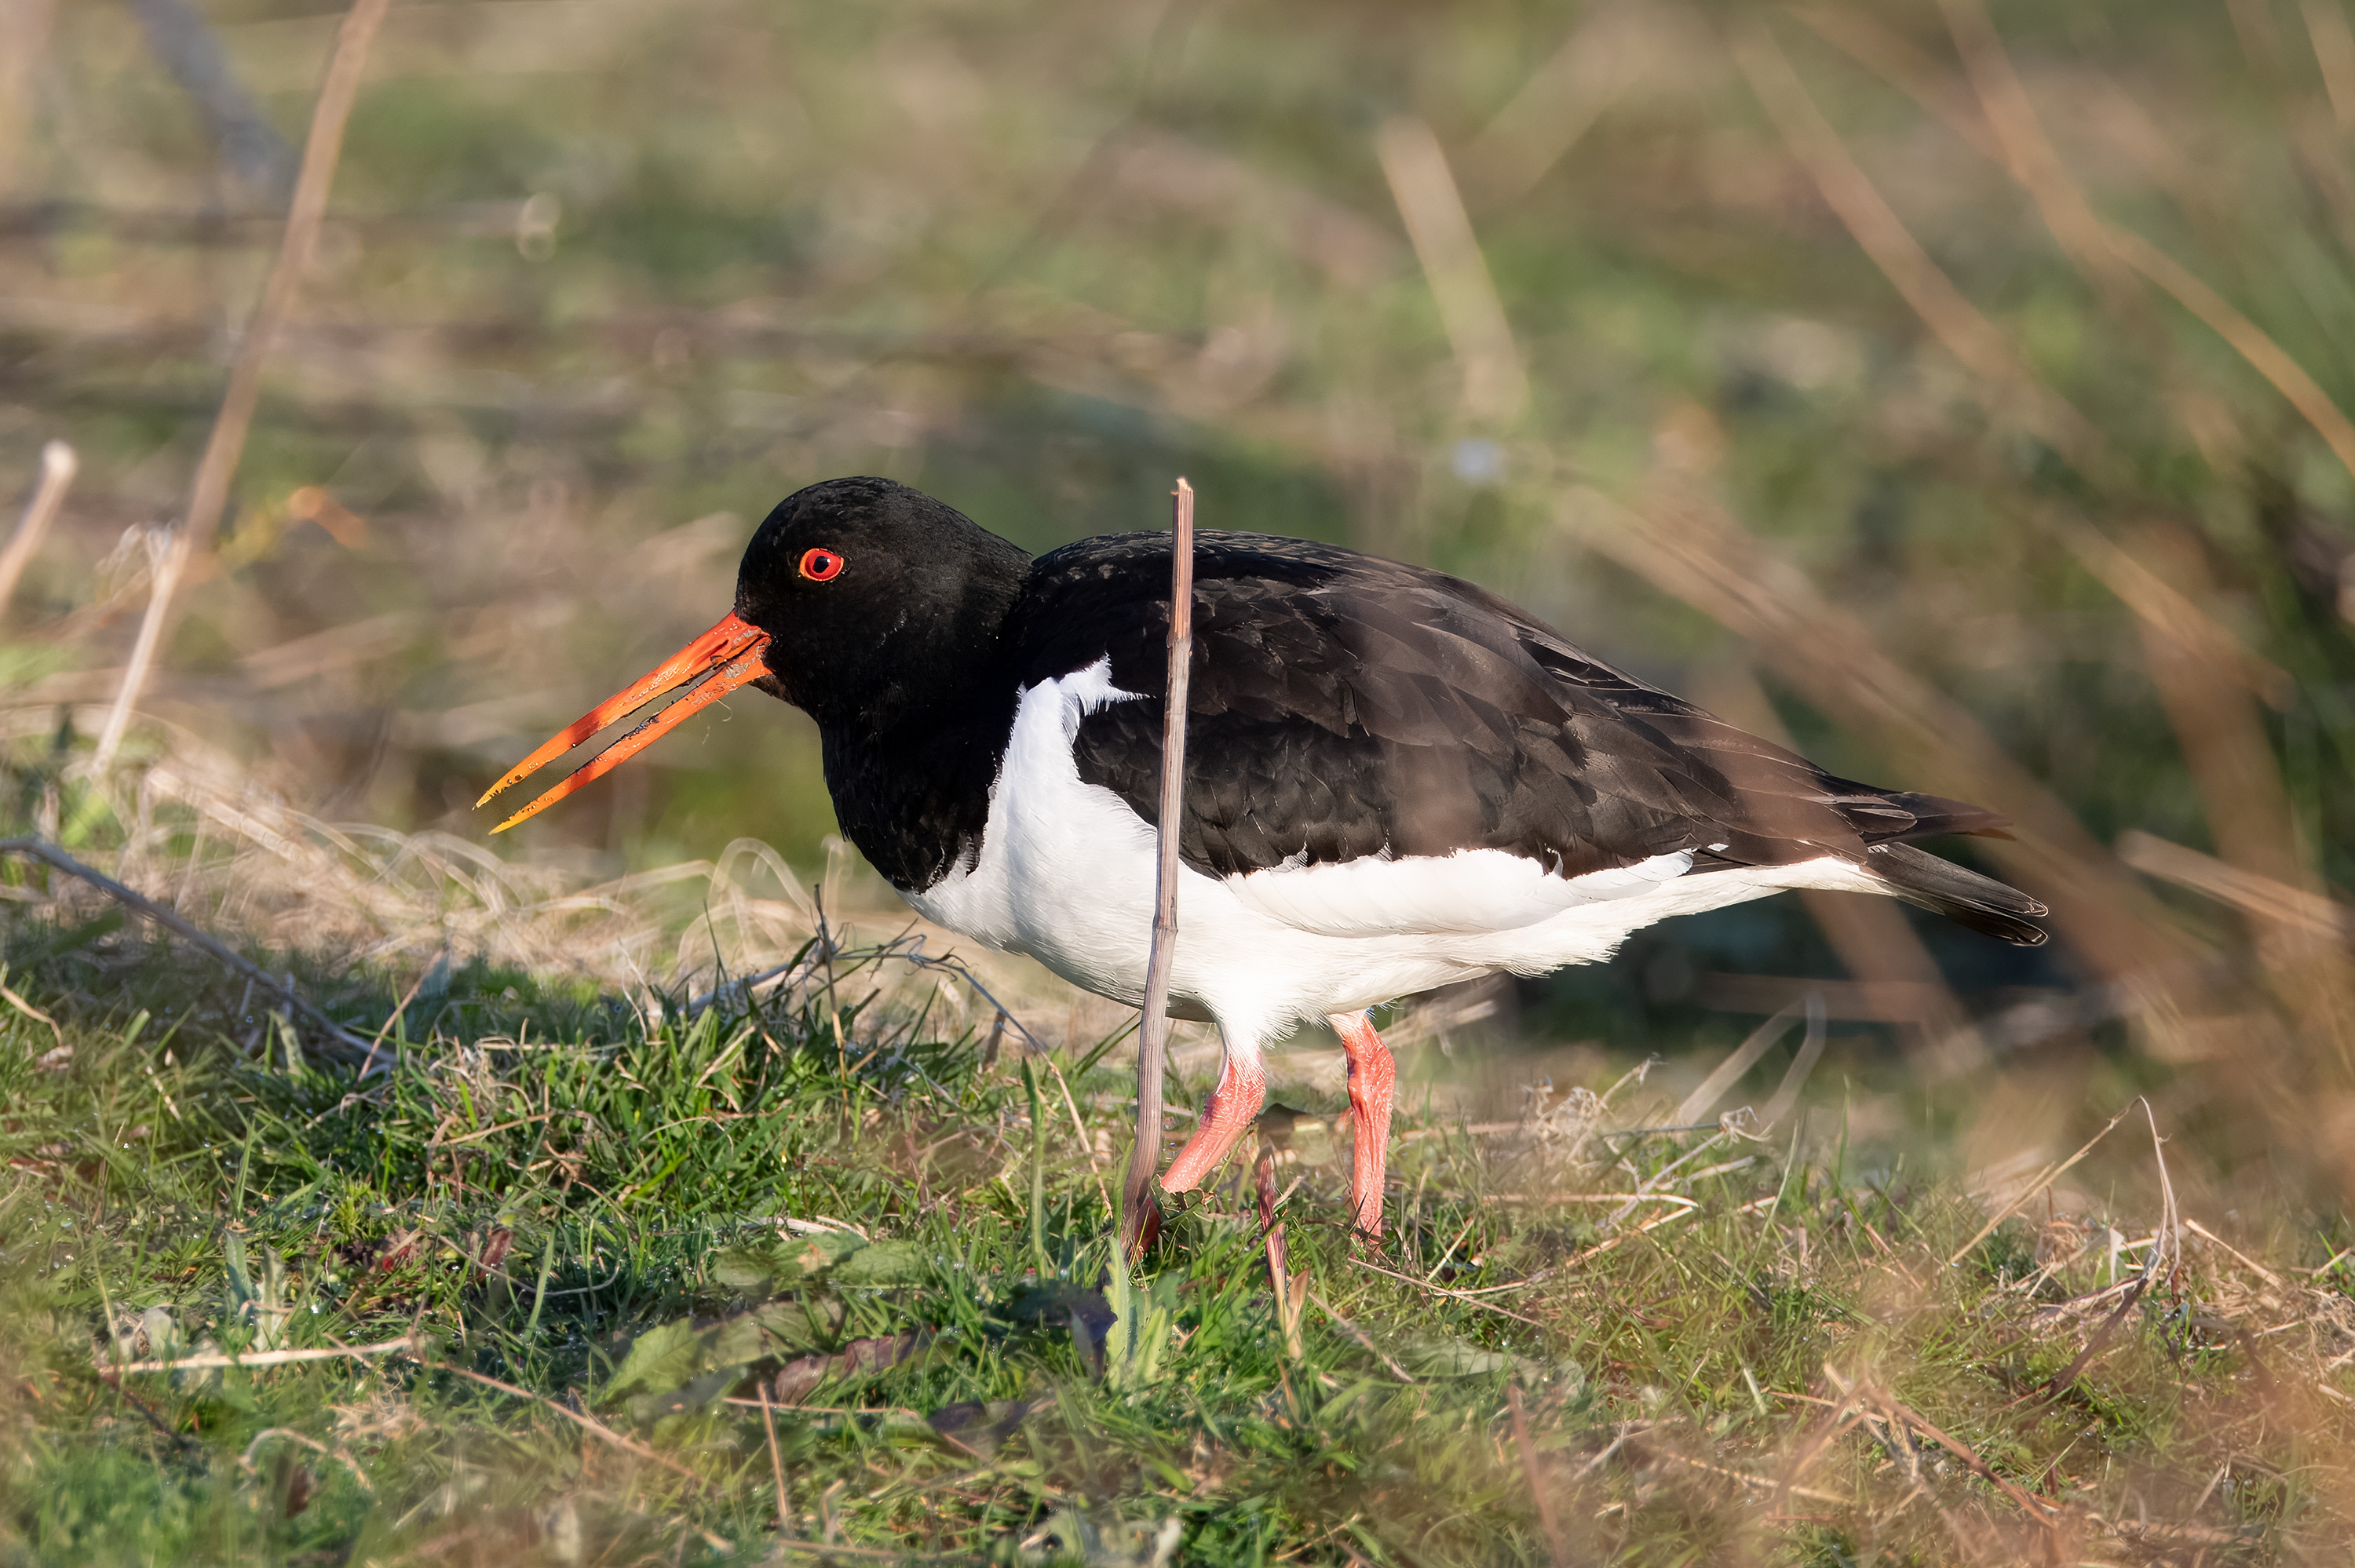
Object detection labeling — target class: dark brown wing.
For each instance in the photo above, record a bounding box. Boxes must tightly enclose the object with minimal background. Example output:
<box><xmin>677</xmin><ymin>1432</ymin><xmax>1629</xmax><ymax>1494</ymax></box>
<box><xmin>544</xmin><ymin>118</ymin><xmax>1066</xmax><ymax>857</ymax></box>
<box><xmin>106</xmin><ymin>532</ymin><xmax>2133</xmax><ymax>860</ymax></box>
<box><xmin>1010</xmin><ymin>530</ymin><xmax>2044</xmax><ymax>943</ymax></box>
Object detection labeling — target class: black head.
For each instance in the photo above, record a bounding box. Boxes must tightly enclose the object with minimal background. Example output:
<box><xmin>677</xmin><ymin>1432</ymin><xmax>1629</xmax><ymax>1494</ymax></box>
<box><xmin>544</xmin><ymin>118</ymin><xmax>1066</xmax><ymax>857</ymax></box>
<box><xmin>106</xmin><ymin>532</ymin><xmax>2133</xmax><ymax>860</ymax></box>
<box><xmin>476</xmin><ymin>476</ymin><xmax>1031</xmax><ymax>832</ymax></box>
<box><xmin>736</xmin><ymin>477</ymin><xmax>1033</xmax><ymax>730</ymax></box>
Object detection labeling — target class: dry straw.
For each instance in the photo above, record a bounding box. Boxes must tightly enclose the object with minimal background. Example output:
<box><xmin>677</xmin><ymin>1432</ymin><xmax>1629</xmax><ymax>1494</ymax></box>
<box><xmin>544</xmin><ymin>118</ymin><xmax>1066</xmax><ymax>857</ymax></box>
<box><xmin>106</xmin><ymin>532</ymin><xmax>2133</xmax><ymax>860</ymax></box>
<box><xmin>94</xmin><ymin>0</ymin><xmax>394</xmax><ymax>773</ymax></box>
<box><xmin>0</xmin><ymin>440</ymin><xmax>75</xmax><ymax>616</ymax></box>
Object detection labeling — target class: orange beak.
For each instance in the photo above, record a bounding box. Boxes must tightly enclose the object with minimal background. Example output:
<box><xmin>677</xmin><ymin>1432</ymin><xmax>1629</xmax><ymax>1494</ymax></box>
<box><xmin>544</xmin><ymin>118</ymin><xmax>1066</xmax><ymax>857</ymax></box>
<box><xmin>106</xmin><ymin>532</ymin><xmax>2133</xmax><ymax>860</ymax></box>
<box><xmin>476</xmin><ymin>611</ymin><xmax>772</xmax><ymax>833</ymax></box>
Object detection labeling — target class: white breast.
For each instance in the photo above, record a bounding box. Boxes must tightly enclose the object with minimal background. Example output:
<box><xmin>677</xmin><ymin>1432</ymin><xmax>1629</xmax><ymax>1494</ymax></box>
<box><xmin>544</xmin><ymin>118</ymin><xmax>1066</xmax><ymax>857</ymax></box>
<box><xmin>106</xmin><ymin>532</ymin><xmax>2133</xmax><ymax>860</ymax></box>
<box><xmin>898</xmin><ymin>658</ymin><xmax>1882</xmax><ymax>1050</ymax></box>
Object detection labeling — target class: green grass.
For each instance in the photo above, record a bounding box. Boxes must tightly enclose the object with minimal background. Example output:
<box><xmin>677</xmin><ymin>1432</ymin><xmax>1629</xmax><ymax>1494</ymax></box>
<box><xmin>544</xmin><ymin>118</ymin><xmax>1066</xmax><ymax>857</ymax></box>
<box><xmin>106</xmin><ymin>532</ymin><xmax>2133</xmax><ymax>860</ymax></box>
<box><xmin>0</xmin><ymin>894</ymin><xmax>2343</xmax><ymax>1566</ymax></box>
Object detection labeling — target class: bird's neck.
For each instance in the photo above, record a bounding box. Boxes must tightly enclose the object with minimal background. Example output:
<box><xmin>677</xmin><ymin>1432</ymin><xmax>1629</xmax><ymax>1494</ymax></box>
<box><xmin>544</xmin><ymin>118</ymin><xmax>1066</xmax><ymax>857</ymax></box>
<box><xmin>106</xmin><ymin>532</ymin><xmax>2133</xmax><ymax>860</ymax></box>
<box><xmin>818</xmin><ymin>684</ymin><xmax>1017</xmax><ymax>894</ymax></box>
<box><xmin>798</xmin><ymin>549</ymin><xmax>1032</xmax><ymax>892</ymax></box>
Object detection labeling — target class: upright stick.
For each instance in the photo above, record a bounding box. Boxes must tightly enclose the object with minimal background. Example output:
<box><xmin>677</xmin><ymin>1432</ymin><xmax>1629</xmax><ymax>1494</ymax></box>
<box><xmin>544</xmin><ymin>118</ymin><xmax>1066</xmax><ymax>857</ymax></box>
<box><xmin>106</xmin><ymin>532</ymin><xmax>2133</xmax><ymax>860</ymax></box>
<box><xmin>0</xmin><ymin>439</ymin><xmax>75</xmax><ymax>616</ymax></box>
<box><xmin>1120</xmin><ymin>477</ymin><xmax>1195</xmax><ymax>1261</ymax></box>
<box><xmin>92</xmin><ymin>0</ymin><xmax>392</xmax><ymax>772</ymax></box>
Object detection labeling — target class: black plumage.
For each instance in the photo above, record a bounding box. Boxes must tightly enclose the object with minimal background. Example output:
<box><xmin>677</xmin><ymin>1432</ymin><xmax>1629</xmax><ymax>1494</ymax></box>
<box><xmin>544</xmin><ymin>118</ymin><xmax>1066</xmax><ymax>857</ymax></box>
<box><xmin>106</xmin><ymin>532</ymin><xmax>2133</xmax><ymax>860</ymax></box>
<box><xmin>1013</xmin><ymin>530</ymin><xmax>2041</xmax><ymax>943</ymax></box>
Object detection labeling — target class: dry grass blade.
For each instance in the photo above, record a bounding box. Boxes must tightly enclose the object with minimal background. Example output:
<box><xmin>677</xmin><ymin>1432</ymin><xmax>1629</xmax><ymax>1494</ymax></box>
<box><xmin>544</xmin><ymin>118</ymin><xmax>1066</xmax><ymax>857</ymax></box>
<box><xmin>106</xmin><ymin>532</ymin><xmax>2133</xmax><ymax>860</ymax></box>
<box><xmin>0</xmin><ymin>979</ymin><xmax>62</xmax><ymax>1043</ymax></box>
<box><xmin>239</xmin><ymin>1428</ymin><xmax>374</xmax><ymax>1496</ymax></box>
<box><xmin>2141</xmin><ymin>1096</ymin><xmax>2182</xmax><ymax>1285</ymax></box>
<box><xmin>1302</xmin><ymin>1288</ymin><xmax>1416</xmax><ymax>1383</ymax></box>
<box><xmin>1725</xmin><ymin>17</ymin><xmax>2109</xmax><ymax>479</ymax></box>
<box><xmin>2309</xmin><ymin>0</ymin><xmax>2355</xmax><ymax>126</ymax></box>
<box><xmin>1947</xmin><ymin>1104</ymin><xmax>2133</xmax><ymax>1267</ymax></box>
<box><xmin>99</xmin><ymin>1334</ymin><xmax>415</xmax><ymax>1377</ymax></box>
<box><xmin>1506</xmin><ymin>1384</ymin><xmax>1569</xmax><ymax>1567</ymax></box>
<box><xmin>2105</xmin><ymin>223</ymin><xmax>2355</xmax><ymax>490</ymax></box>
<box><xmin>1658</xmin><ymin>1446</ymin><xmax>1849</xmax><ymax>1508</ymax></box>
<box><xmin>2054</xmin><ymin>520</ymin><xmax>2290</xmax><ymax>706</ymax></box>
<box><xmin>1376</xmin><ymin>116</ymin><xmax>1527</xmax><ymax>423</ymax></box>
<box><xmin>1757</xmin><ymin>992</ymin><xmax>1827</xmax><ymax>1129</ymax></box>
<box><xmin>2181</xmin><ymin>1217</ymin><xmax>2284</xmax><ymax>1289</ymax></box>
<box><xmin>1348</xmin><ymin>1256</ymin><xmax>1543</xmax><ymax>1326</ymax></box>
<box><xmin>758</xmin><ymin>1383</ymin><xmax>790</xmax><ymax>1527</ymax></box>
<box><xmin>437</xmin><ymin>1364</ymin><xmax>710</xmax><ymax>1492</ymax></box>
<box><xmin>1938</xmin><ymin>0</ymin><xmax>2134</xmax><ymax>298</ymax></box>
<box><xmin>2118</xmin><ymin>830</ymin><xmax>2355</xmax><ymax>941</ymax></box>
<box><xmin>1462</xmin><ymin>4</ymin><xmax>1704</xmax><ymax>201</ymax></box>
<box><xmin>0</xmin><ymin>438</ymin><xmax>73</xmax><ymax>616</ymax></box>
<box><xmin>1670</xmin><ymin>999</ymin><xmax>1803</xmax><ymax>1125</ymax></box>
<box><xmin>1870</xmin><ymin>1386</ymin><xmax>2057</xmax><ymax>1522</ymax></box>
<box><xmin>92</xmin><ymin>0</ymin><xmax>393</xmax><ymax>772</ymax></box>
<box><xmin>1773</xmin><ymin>1391</ymin><xmax>1868</xmax><ymax>1514</ymax></box>
<box><xmin>1789</xmin><ymin>5</ymin><xmax>2002</xmax><ymax>159</ymax></box>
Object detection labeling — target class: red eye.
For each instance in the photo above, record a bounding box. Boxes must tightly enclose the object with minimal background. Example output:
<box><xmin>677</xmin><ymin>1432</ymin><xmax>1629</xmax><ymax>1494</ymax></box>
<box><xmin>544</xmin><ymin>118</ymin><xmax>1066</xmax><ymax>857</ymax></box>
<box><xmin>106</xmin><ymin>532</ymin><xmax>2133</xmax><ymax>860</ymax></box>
<box><xmin>799</xmin><ymin>548</ymin><xmax>845</xmax><ymax>582</ymax></box>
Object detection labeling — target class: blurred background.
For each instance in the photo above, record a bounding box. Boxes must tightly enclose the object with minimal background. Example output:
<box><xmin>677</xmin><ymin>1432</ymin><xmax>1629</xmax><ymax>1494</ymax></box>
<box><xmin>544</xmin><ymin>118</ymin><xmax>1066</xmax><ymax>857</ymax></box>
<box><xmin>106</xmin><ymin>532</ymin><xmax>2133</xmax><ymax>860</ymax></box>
<box><xmin>3</xmin><ymin>0</ymin><xmax>2353</xmax><ymax>1195</ymax></box>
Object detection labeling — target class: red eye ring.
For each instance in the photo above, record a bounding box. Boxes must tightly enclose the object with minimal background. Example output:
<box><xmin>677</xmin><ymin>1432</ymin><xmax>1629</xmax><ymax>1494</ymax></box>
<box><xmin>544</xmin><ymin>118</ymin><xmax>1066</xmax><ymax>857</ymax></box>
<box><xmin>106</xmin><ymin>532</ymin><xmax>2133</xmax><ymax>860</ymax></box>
<box><xmin>799</xmin><ymin>547</ymin><xmax>845</xmax><ymax>582</ymax></box>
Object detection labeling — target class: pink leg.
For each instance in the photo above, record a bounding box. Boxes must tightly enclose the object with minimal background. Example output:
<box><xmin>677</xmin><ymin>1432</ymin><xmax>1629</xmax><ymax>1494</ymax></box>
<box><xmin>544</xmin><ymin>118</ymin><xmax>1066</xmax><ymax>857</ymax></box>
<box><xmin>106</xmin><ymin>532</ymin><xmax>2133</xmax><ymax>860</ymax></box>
<box><xmin>1330</xmin><ymin>1012</ymin><xmax>1397</xmax><ymax>1242</ymax></box>
<box><xmin>1160</xmin><ymin>1045</ymin><xmax>1266</xmax><ymax>1194</ymax></box>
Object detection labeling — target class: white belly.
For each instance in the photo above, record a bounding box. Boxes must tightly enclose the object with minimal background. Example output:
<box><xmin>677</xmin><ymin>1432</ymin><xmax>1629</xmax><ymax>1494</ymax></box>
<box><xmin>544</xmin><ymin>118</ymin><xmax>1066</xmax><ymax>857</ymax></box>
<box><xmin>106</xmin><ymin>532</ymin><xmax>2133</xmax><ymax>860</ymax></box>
<box><xmin>900</xmin><ymin>659</ymin><xmax>1881</xmax><ymax>1049</ymax></box>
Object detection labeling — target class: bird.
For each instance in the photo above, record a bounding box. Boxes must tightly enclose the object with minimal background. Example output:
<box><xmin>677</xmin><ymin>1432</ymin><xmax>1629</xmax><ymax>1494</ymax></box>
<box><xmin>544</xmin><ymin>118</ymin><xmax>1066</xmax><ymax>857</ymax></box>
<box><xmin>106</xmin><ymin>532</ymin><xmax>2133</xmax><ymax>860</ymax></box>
<box><xmin>479</xmin><ymin>476</ymin><xmax>2046</xmax><ymax>1243</ymax></box>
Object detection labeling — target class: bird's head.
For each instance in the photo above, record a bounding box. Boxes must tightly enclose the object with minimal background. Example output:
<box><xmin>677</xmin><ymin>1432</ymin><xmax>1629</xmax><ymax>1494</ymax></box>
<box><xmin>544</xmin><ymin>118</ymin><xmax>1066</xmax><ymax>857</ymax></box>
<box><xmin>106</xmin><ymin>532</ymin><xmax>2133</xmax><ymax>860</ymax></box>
<box><xmin>477</xmin><ymin>476</ymin><xmax>1029</xmax><ymax>832</ymax></box>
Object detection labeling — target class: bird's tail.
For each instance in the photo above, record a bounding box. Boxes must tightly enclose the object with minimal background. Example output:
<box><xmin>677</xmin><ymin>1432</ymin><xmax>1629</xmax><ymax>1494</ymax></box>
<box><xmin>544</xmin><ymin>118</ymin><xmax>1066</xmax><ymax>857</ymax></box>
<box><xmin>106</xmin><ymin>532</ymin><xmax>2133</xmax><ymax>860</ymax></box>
<box><xmin>1860</xmin><ymin>842</ymin><xmax>2048</xmax><ymax>946</ymax></box>
<box><xmin>1833</xmin><ymin>787</ymin><xmax>2014</xmax><ymax>844</ymax></box>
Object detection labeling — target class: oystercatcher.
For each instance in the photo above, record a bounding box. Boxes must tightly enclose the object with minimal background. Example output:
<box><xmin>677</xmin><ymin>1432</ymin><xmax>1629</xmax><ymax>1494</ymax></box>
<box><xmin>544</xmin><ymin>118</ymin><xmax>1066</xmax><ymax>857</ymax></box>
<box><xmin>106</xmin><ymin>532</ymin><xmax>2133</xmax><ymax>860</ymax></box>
<box><xmin>480</xmin><ymin>477</ymin><xmax>2046</xmax><ymax>1239</ymax></box>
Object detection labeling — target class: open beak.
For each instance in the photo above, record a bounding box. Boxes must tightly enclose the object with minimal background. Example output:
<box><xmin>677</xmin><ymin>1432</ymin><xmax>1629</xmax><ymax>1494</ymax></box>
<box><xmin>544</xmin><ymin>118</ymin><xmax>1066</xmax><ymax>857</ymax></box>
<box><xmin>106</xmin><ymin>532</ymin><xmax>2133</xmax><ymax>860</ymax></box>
<box><xmin>476</xmin><ymin>611</ymin><xmax>772</xmax><ymax>833</ymax></box>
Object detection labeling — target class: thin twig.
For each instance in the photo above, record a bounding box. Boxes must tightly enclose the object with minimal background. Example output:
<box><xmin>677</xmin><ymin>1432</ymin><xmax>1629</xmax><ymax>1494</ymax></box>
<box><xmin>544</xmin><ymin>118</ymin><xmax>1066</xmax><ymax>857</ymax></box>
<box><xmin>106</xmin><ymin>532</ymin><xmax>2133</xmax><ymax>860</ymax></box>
<box><xmin>0</xmin><ymin>837</ymin><xmax>382</xmax><ymax>1069</ymax></box>
<box><xmin>93</xmin><ymin>0</ymin><xmax>392</xmax><ymax>771</ymax></box>
<box><xmin>437</xmin><ymin>1363</ymin><xmax>709</xmax><ymax>1490</ymax></box>
<box><xmin>685</xmin><ymin>954</ymin><xmax>816</xmax><ymax>1019</ymax></box>
<box><xmin>98</xmin><ymin>1333</ymin><xmax>414</xmax><ymax>1377</ymax></box>
<box><xmin>2182</xmin><ymin>1217</ymin><xmax>2286</xmax><ymax>1289</ymax></box>
<box><xmin>0</xmin><ymin>439</ymin><xmax>75</xmax><ymax>615</ymax></box>
<box><xmin>1657</xmin><ymin>1446</ymin><xmax>1850</xmax><ymax>1508</ymax></box>
<box><xmin>1348</xmin><ymin>1255</ymin><xmax>1543</xmax><ymax>1326</ymax></box>
<box><xmin>1303</xmin><ymin>1288</ymin><xmax>1417</xmax><ymax>1383</ymax></box>
<box><xmin>1121</xmin><ymin>476</ymin><xmax>1194</xmax><ymax>1261</ymax></box>
<box><xmin>2019</xmin><ymin>1274</ymin><xmax>2148</xmax><ymax>1410</ymax></box>
<box><xmin>1871</xmin><ymin>1386</ymin><xmax>2057</xmax><ymax>1522</ymax></box>
<box><xmin>758</xmin><ymin>1382</ymin><xmax>790</xmax><ymax>1528</ymax></box>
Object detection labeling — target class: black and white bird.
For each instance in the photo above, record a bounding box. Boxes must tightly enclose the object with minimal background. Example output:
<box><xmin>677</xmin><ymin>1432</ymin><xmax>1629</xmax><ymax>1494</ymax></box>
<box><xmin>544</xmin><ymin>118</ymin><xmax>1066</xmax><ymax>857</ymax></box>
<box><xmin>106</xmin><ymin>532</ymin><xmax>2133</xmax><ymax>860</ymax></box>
<box><xmin>480</xmin><ymin>476</ymin><xmax>2046</xmax><ymax>1240</ymax></box>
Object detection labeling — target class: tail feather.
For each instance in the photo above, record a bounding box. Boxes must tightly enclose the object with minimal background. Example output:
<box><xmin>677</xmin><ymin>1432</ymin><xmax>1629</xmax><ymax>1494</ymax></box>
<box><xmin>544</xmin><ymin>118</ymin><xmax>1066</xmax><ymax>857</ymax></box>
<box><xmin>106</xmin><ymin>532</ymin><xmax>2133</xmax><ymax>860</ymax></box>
<box><xmin>1833</xmin><ymin>787</ymin><xmax>2014</xmax><ymax>844</ymax></box>
<box><xmin>1863</xmin><ymin>842</ymin><xmax>2048</xmax><ymax>946</ymax></box>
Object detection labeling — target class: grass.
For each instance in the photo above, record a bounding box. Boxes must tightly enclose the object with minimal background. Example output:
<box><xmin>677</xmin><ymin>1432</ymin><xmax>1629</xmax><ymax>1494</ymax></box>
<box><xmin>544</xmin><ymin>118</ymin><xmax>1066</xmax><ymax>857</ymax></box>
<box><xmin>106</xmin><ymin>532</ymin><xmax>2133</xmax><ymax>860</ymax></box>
<box><xmin>2</xmin><ymin>840</ymin><xmax>2350</xmax><ymax>1566</ymax></box>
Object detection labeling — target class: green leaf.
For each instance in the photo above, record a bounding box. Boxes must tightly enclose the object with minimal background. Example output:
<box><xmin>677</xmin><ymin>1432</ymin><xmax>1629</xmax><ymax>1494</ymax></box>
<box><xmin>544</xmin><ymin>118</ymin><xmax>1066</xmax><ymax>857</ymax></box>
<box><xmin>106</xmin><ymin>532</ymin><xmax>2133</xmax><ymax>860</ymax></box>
<box><xmin>601</xmin><ymin>1297</ymin><xmax>842</xmax><ymax>1406</ymax></box>
<box><xmin>601</xmin><ymin>1318</ymin><xmax>706</xmax><ymax>1404</ymax></box>
<box><xmin>708</xmin><ymin>1231</ymin><xmax>867</xmax><ymax>1292</ymax></box>
<box><xmin>637</xmin><ymin>1363</ymin><xmax>749</xmax><ymax>1422</ymax></box>
<box><xmin>1104</xmin><ymin>1260</ymin><xmax>1175</xmax><ymax>1393</ymax></box>
<box><xmin>834</xmin><ymin>1239</ymin><xmax>928</xmax><ymax>1285</ymax></box>
<box><xmin>1395</xmin><ymin>1333</ymin><xmax>1534</xmax><ymax>1379</ymax></box>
